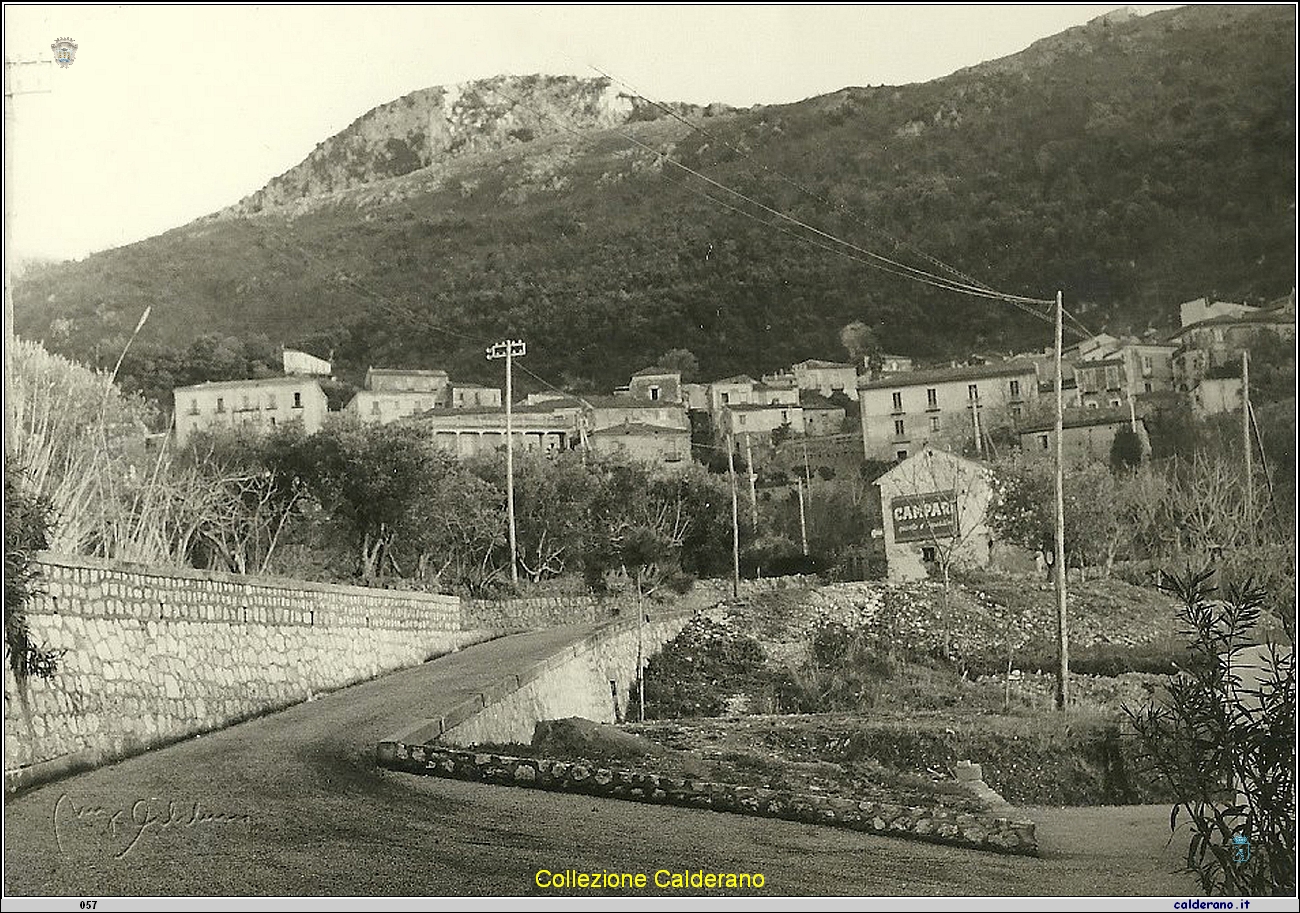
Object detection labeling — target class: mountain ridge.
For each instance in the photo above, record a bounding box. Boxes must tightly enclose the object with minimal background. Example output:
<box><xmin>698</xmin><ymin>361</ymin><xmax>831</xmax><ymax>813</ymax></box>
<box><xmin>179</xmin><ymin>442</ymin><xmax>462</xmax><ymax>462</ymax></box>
<box><xmin>14</xmin><ymin>4</ymin><xmax>1296</xmax><ymax>397</ymax></box>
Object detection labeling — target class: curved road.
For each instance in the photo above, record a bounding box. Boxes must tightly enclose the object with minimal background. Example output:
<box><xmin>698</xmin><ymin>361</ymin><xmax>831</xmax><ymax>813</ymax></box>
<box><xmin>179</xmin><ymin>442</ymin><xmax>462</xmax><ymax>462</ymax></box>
<box><xmin>5</xmin><ymin>624</ymin><xmax>1195</xmax><ymax>897</ymax></box>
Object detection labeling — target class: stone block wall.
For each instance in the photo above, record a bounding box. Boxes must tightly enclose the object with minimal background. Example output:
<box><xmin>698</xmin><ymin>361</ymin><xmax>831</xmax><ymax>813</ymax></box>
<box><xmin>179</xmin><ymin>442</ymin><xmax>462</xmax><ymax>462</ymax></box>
<box><xmin>5</xmin><ymin>553</ymin><xmax>487</xmax><ymax>787</ymax></box>
<box><xmin>379</xmin><ymin>746</ymin><xmax>1039</xmax><ymax>856</ymax></box>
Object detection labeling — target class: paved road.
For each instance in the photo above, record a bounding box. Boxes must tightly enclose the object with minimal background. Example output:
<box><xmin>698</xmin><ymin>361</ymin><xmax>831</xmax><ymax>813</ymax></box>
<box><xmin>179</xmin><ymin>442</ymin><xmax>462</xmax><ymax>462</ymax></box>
<box><xmin>5</xmin><ymin>624</ymin><xmax>1196</xmax><ymax>898</ymax></box>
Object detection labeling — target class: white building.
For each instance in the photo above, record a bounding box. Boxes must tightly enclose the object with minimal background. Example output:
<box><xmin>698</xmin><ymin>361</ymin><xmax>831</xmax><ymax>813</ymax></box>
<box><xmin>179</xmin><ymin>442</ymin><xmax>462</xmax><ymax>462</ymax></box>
<box><xmin>282</xmin><ymin>349</ymin><xmax>332</xmax><ymax>376</ymax></box>
<box><xmin>173</xmin><ymin>376</ymin><xmax>328</xmax><ymax>444</ymax></box>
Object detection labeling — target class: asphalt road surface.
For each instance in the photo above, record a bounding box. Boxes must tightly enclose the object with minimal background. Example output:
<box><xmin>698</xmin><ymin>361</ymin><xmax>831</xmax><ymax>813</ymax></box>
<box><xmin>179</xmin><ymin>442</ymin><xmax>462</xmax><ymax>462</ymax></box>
<box><xmin>4</xmin><ymin>624</ymin><xmax>1196</xmax><ymax>898</ymax></box>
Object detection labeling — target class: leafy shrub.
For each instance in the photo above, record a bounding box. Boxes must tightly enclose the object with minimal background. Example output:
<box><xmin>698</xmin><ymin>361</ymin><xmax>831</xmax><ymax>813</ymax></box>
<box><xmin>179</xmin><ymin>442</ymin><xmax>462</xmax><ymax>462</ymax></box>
<box><xmin>4</xmin><ymin>465</ymin><xmax>61</xmax><ymax>682</ymax></box>
<box><xmin>1126</xmin><ymin>569</ymin><xmax>1296</xmax><ymax>896</ymax></box>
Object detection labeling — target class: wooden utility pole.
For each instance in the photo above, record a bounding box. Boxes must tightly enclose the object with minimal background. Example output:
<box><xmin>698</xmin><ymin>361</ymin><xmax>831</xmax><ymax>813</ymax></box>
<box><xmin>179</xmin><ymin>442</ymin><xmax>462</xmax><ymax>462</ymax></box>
<box><xmin>726</xmin><ymin>432</ymin><xmax>741</xmax><ymax>598</ymax></box>
<box><xmin>487</xmin><ymin>339</ymin><xmax>527</xmax><ymax>585</ymax></box>
<box><xmin>1053</xmin><ymin>290</ymin><xmax>1070</xmax><ymax>710</ymax></box>
<box><xmin>796</xmin><ymin>476</ymin><xmax>809</xmax><ymax>556</ymax></box>
<box><xmin>744</xmin><ymin>432</ymin><xmax>759</xmax><ymax>532</ymax></box>
<box><xmin>972</xmin><ymin>391</ymin><xmax>983</xmax><ymax>456</ymax></box>
<box><xmin>1242</xmin><ymin>350</ymin><xmax>1253</xmax><ymax>544</ymax></box>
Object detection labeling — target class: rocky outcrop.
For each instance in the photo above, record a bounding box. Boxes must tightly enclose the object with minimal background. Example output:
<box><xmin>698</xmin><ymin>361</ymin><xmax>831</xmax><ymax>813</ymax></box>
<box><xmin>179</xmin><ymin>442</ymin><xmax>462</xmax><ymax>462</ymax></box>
<box><xmin>223</xmin><ymin>75</ymin><xmax>726</xmax><ymax>216</ymax></box>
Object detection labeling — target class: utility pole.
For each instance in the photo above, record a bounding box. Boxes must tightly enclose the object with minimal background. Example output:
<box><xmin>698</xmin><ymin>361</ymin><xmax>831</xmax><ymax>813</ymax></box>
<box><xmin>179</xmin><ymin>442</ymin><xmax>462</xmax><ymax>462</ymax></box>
<box><xmin>487</xmin><ymin>339</ymin><xmax>526</xmax><ymax>585</ymax></box>
<box><xmin>971</xmin><ymin>391</ymin><xmax>983</xmax><ymax>456</ymax></box>
<box><xmin>1053</xmin><ymin>290</ymin><xmax>1070</xmax><ymax>710</ymax></box>
<box><xmin>1242</xmin><ymin>350</ymin><xmax>1253</xmax><ymax>545</ymax></box>
<box><xmin>744</xmin><ymin>432</ymin><xmax>759</xmax><ymax>533</ymax></box>
<box><xmin>4</xmin><ymin>56</ymin><xmax>54</xmax><ymax>458</ymax></box>
<box><xmin>796</xmin><ymin>476</ymin><xmax>809</xmax><ymax>556</ymax></box>
<box><xmin>726</xmin><ymin>432</ymin><xmax>741</xmax><ymax>598</ymax></box>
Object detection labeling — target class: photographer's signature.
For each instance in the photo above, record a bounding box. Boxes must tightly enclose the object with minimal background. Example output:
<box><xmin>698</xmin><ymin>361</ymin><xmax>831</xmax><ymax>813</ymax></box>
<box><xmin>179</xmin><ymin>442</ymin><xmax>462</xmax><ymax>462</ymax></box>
<box><xmin>53</xmin><ymin>794</ymin><xmax>251</xmax><ymax>858</ymax></box>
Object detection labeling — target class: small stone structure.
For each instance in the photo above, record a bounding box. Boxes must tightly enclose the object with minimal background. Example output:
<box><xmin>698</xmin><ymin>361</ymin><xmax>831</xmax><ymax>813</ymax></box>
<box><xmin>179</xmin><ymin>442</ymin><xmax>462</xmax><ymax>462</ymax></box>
<box><xmin>380</xmin><ymin>745</ymin><xmax>1038</xmax><ymax>856</ymax></box>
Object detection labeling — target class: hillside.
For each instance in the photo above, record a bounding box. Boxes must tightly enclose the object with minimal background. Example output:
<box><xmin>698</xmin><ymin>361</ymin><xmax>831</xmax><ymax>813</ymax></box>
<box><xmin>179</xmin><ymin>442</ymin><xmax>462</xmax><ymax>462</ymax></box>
<box><xmin>13</xmin><ymin>5</ymin><xmax>1296</xmax><ymax>396</ymax></box>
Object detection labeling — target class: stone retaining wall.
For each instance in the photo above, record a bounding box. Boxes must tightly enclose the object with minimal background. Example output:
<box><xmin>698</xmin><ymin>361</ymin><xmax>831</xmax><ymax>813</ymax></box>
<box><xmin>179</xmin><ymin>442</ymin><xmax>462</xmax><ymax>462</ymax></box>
<box><xmin>379</xmin><ymin>745</ymin><xmax>1038</xmax><ymax>856</ymax></box>
<box><xmin>5</xmin><ymin>553</ymin><xmax>489</xmax><ymax>790</ymax></box>
<box><xmin>438</xmin><ymin>608</ymin><xmax>695</xmax><ymax>747</ymax></box>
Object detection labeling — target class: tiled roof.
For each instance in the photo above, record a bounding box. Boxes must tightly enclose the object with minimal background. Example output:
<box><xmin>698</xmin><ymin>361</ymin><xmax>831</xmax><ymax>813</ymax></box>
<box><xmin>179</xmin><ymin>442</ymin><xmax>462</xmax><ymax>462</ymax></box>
<box><xmin>795</xmin><ymin>359</ymin><xmax>854</xmax><ymax>370</ymax></box>
<box><xmin>589</xmin><ymin>421</ymin><xmax>689</xmax><ymax>436</ymax></box>
<box><xmin>713</xmin><ymin>374</ymin><xmax>757</xmax><ymax>386</ymax></box>
<box><xmin>725</xmin><ymin>402</ymin><xmax>802</xmax><ymax>413</ymax></box>
<box><xmin>632</xmin><ymin>366</ymin><xmax>679</xmax><ymax>377</ymax></box>
<box><xmin>174</xmin><ymin>376</ymin><xmax>313</xmax><ymax>393</ymax></box>
<box><xmin>858</xmin><ymin>360</ymin><xmax>1036</xmax><ymax>390</ymax></box>
<box><xmin>1018</xmin><ymin>408</ymin><xmax>1137</xmax><ymax>434</ymax></box>
<box><xmin>367</xmin><ymin>367</ymin><xmax>448</xmax><ymax>376</ymax></box>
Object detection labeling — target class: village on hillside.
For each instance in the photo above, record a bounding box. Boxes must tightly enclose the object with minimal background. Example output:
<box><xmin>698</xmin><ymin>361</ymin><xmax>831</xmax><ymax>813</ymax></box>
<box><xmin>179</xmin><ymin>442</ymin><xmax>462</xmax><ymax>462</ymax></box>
<box><xmin>169</xmin><ymin>289</ymin><xmax>1296</xmax><ymax>581</ymax></box>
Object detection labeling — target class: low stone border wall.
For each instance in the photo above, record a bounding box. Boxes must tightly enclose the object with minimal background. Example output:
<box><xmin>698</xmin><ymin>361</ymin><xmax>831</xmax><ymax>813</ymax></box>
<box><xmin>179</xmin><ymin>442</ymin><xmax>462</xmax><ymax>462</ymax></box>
<box><xmin>378</xmin><ymin>744</ymin><xmax>1038</xmax><ymax>856</ymax></box>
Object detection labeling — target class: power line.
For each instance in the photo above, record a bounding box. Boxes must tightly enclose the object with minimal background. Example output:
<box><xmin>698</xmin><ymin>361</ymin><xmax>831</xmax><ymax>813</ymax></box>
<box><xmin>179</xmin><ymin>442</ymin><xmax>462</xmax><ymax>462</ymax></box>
<box><xmin>589</xmin><ymin>64</ymin><xmax>1010</xmax><ymax>298</ymax></box>
<box><xmin>484</xmin><ymin>81</ymin><xmax>1056</xmax><ymax>308</ymax></box>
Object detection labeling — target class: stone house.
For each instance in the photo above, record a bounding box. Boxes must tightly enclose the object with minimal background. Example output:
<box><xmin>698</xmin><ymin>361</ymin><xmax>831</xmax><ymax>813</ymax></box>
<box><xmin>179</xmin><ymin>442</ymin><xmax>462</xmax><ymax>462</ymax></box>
<box><xmin>1018</xmin><ymin>409</ymin><xmax>1150</xmax><ymax>463</ymax></box>
<box><xmin>791</xmin><ymin>359</ymin><xmax>859</xmax><ymax>400</ymax></box>
<box><xmin>173</xmin><ymin>376</ymin><xmax>329</xmax><ymax>444</ymax></box>
<box><xmin>857</xmin><ymin>360</ymin><xmax>1038</xmax><ymax>462</ymax></box>
<box><xmin>628</xmin><ymin>367</ymin><xmax>682</xmax><ymax>403</ymax></box>
<box><xmin>586</xmin><ymin>420</ymin><xmax>691</xmax><ymax>468</ymax></box>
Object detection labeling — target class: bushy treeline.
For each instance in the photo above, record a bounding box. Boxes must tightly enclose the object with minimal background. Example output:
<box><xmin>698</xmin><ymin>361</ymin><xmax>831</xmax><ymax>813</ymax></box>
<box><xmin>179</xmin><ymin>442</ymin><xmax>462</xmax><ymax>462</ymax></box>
<box><xmin>173</xmin><ymin>423</ymin><xmax>740</xmax><ymax>595</ymax></box>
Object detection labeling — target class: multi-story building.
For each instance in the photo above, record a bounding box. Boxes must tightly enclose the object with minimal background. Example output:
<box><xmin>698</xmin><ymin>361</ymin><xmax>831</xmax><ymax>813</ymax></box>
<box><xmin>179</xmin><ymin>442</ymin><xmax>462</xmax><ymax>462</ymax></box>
<box><xmin>451</xmin><ymin>384</ymin><xmax>502</xmax><ymax>409</ymax></box>
<box><xmin>173</xmin><ymin>376</ymin><xmax>328</xmax><ymax>444</ymax></box>
<box><xmin>586</xmin><ymin>420</ymin><xmax>691</xmax><ymax>468</ymax></box>
<box><xmin>719</xmin><ymin>402</ymin><xmax>805</xmax><ymax>440</ymax></box>
<box><xmin>857</xmin><ymin>361</ymin><xmax>1038</xmax><ymax>462</ymax></box>
<box><xmin>707</xmin><ymin>375</ymin><xmax>799</xmax><ymax>417</ymax></box>
<box><xmin>1018</xmin><ymin>409</ymin><xmax>1150</xmax><ymax>463</ymax></box>
<box><xmin>1074</xmin><ymin>358</ymin><xmax>1127</xmax><ymax>409</ymax></box>
<box><xmin>343</xmin><ymin>366</ymin><xmax>464</xmax><ymax>425</ymax></box>
<box><xmin>366</xmin><ymin>367</ymin><xmax>451</xmax><ymax>395</ymax></box>
<box><xmin>791</xmin><ymin>359</ymin><xmax>858</xmax><ymax>400</ymax></box>
<box><xmin>628</xmin><ymin>367</ymin><xmax>682</xmax><ymax>403</ymax></box>
<box><xmin>799</xmin><ymin>392</ymin><xmax>847</xmax><ymax>436</ymax></box>
<box><xmin>404</xmin><ymin>405</ymin><xmax>579</xmax><ymax>458</ymax></box>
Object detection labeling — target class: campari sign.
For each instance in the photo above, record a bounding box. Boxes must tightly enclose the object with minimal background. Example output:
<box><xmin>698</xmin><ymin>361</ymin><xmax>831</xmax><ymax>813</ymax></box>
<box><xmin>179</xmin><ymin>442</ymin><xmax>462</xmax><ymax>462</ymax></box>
<box><xmin>890</xmin><ymin>490</ymin><xmax>958</xmax><ymax>543</ymax></box>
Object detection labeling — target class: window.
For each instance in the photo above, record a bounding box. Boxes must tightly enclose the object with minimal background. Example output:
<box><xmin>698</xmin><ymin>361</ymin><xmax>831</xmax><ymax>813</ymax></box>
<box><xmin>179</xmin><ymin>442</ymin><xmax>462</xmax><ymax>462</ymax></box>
<box><xmin>241</xmin><ymin>394</ymin><xmax>251</xmax><ymax>411</ymax></box>
<box><xmin>649</xmin><ymin>386</ymin><xmax>660</xmax><ymax>401</ymax></box>
<box><xmin>968</xmin><ymin>383</ymin><xmax>979</xmax><ymax>401</ymax></box>
<box><xmin>894</xmin><ymin>419</ymin><xmax>905</xmax><ymax>436</ymax></box>
<box><xmin>929</xmin><ymin>416</ymin><xmax>940</xmax><ymax>432</ymax></box>
<box><xmin>371</xmin><ymin>400</ymin><xmax>381</xmax><ymax>414</ymax></box>
<box><xmin>926</xmin><ymin>388</ymin><xmax>938</xmax><ymax>408</ymax></box>
<box><xmin>216</xmin><ymin>397</ymin><xmax>225</xmax><ymax>413</ymax></box>
<box><xmin>891</xmin><ymin>391</ymin><xmax>903</xmax><ymax>411</ymax></box>
<box><xmin>1143</xmin><ymin>381</ymin><xmax>1153</xmax><ymax>393</ymax></box>
<box><xmin>1086</xmin><ymin>401</ymin><xmax>1099</xmax><ymax>409</ymax></box>
<box><xmin>266</xmin><ymin>394</ymin><xmax>277</xmax><ymax>410</ymax></box>
<box><xmin>1038</xmin><ymin>434</ymin><xmax>1050</xmax><ymax>450</ymax></box>
<box><xmin>1009</xmin><ymin>379</ymin><xmax>1021</xmax><ymax>398</ymax></box>
<box><xmin>293</xmin><ymin>391</ymin><xmax>303</xmax><ymax>408</ymax></box>
<box><xmin>921</xmin><ymin>546</ymin><xmax>937</xmax><ymax>563</ymax></box>
<box><xmin>721</xmin><ymin>392</ymin><xmax>730</xmax><ymax>404</ymax></box>
<box><xmin>1105</xmin><ymin>367</ymin><xmax>1119</xmax><ymax>389</ymax></box>
<box><xmin>781</xmin><ymin>410</ymin><xmax>788</xmax><ymax>422</ymax></box>
<box><xmin>1109</xmin><ymin>398</ymin><xmax>1121</xmax><ymax>408</ymax></box>
<box><xmin>1142</xmin><ymin>355</ymin><xmax>1153</xmax><ymax>376</ymax></box>
<box><xmin>896</xmin><ymin>449</ymin><xmax>908</xmax><ymax>462</ymax></box>
<box><xmin>188</xmin><ymin>399</ymin><xmax>199</xmax><ymax>416</ymax></box>
<box><xmin>1011</xmin><ymin>405</ymin><xmax>1022</xmax><ymax>419</ymax></box>
<box><xmin>738</xmin><ymin>414</ymin><xmax>747</xmax><ymax>426</ymax></box>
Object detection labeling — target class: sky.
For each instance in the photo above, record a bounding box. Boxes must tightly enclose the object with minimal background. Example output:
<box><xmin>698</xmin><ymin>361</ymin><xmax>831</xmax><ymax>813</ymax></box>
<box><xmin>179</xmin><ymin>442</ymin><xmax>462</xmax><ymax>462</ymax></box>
<box><xmin>4</xmin><ymin>4</ymin><xmax>1181</xmax><ymax>264</ymax></box>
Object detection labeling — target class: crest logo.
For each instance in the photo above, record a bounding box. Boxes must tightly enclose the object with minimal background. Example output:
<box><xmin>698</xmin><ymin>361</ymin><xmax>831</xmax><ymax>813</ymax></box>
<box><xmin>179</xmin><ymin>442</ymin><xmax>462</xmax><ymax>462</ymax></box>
<box><xmin>51</xmin><ymin>37</ymin><xmax>78</xmax><ymax>69</ymax></box>
<box><xmin>1231</xmin><ymin>833</ymin><xmax>1251</xmax><ymax>864</ymax></box>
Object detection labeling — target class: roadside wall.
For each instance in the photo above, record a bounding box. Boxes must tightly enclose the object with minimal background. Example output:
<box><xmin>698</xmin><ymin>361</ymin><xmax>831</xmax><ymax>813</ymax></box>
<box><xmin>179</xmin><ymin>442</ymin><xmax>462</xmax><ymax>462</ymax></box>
<box><xmin>4</xmin><ymin>553</ymin><xmax>487</xmax><ymax>789</ymax></box>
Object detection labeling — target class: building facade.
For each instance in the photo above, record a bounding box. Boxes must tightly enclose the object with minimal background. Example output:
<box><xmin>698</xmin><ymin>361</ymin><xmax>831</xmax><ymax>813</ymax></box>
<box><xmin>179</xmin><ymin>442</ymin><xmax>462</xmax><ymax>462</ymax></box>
<box><xmin>628</xmin><ymin>368</ymin><xmax>683</xmax><ymax>403</ymax></box>
<box><xmin>586</xmin><ymin>421</ymin><xmax>691</xmax><ymax>467</ymax></box>
<box><xmin>874</xmin><ymin>446</ymin><xmax>994</xmax><ymax>582</ymax></box>
<box><xmin>451</xmin><ymin>384</ymin><xmax>503</xmax><ymax>409</ymax></box>
<box><xmin>404</xmin><ymin>406</ymin><xmax>579</xmax><ymax>458</ymax></box>
<box><xmin>282</xmin><ymin>349</ymin><xmax>331</xmax><ymax>376</ymax></box>
<box><xmin>720</xmin><ymin>403</ymin><xmax>805</xmax><ymax>440</ymax></box>
<box><xmin>792</xmin><ymin>359</ymin><xmax>858</xmax><ymax>400</ymax></box>
<box><xmin>173</xmin><ymin>377</ymin><xmax>328</xmax><ymax>443</ymax></box>
<box><xmin>857</xmin><ymin>361</ymin><xmax>1038</xmax><ymax>462</ymax></box>
<box><xmin>1018</xmin><ymin>410</ymin><xmax>1150</xmax><ymax>463</ymax></box>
